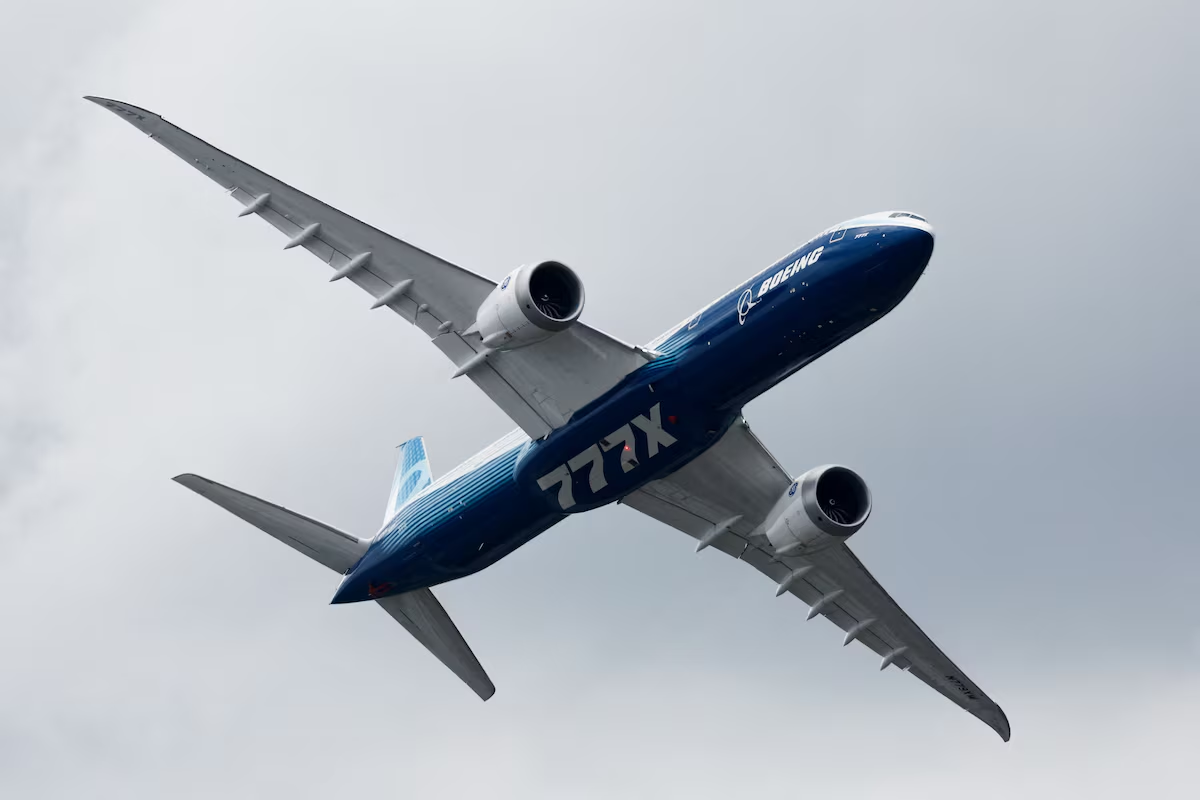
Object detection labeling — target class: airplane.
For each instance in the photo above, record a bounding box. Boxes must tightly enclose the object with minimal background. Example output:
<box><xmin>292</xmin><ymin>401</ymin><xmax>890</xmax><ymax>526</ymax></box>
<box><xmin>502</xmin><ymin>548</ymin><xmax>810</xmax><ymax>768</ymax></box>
<box><xmin>88</xmin><ymin>96</ymin><xmax>1009</xmax><ymax>742</ymax></box>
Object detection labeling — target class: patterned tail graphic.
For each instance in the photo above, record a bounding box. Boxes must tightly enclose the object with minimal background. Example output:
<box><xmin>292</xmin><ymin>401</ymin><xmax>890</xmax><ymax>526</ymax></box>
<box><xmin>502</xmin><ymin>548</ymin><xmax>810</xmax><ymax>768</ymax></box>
<box><xmin>384</xmin><ymin>437</ymin><xmax>433</xmax><ymax>525</ymax></box>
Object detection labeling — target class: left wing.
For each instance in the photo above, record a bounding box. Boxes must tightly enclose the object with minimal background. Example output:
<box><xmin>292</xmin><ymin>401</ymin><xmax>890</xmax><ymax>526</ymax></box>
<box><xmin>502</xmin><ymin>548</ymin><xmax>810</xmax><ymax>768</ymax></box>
<box><xmin>621</xmin><ymin>418</ymin><xmax>1011</xmax><ymax>741</ymax></box>
<box><xmin>87</xmin><ymin>97</ymin><xmax>648</xmax><ymax>439</ymax></box>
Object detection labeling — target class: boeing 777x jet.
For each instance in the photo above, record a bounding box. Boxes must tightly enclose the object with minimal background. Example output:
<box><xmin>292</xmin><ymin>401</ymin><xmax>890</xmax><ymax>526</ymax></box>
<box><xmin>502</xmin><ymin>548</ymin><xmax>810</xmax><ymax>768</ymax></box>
<box><xmin>89</xmin><ymin>97</ymin><xmax>1009</xmax><ymax>741</ymax></box>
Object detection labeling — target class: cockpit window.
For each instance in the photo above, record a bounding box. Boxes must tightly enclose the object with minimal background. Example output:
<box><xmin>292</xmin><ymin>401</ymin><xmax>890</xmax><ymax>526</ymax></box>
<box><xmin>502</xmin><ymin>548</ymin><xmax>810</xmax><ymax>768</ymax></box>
<box><xmin>888</xmin><ymin>211</ymin><xmax>927</xmax><ymax>222</ymax></box>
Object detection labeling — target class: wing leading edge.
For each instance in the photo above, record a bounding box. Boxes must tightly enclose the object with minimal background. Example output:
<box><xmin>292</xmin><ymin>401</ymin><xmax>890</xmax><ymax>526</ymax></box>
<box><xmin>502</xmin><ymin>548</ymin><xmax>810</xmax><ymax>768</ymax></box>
<box><xmin>622</xmin><ymin>418</ymin><xmax>1010</xmax><ymax>742</ymax></box>
<box><xmin>86</xmin><ymin>96</ymin><xmax>648</xmax><ymax>439</ymax></box>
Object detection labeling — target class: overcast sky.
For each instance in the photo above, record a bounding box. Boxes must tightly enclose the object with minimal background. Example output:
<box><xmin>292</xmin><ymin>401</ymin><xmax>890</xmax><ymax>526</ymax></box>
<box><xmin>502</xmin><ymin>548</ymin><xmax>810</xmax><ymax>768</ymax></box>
<box><xmin>2</xmin><ymin>1</ymin><xmax>1198</xmax><ymax>797</ymax></box>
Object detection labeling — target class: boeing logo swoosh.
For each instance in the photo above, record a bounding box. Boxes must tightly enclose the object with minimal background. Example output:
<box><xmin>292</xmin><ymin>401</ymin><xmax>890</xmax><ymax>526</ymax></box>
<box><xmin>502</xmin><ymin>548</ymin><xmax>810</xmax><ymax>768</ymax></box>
<box><xmin>737</xmin><ymin>288</ymin><xmax>758</xmax><ymax>325</ymax></box>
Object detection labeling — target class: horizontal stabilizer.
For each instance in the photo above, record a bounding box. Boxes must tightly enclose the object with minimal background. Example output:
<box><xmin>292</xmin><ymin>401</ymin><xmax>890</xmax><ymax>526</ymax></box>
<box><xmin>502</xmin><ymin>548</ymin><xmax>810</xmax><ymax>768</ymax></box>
<box><xmin>377</xmin><ymin>589</ymin><xmax>495</xmax><ymax>700</ymax></box>
<box><xmin>174</xmin><ymin>474</ymin><xmax>366</xmax><ymax>573</ymax></box>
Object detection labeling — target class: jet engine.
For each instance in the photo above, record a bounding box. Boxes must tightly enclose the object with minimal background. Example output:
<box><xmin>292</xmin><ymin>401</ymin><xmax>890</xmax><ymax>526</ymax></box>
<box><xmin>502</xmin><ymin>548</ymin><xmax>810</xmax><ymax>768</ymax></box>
<box><xmin>471</xmin><ymin>260</ymin><xmax>585</xmax><ymax>350</ymax></box>
<box><xmin>765</xmin><ymin>465</ymin><xmax>872</xmax><ymax>555</ymax></box>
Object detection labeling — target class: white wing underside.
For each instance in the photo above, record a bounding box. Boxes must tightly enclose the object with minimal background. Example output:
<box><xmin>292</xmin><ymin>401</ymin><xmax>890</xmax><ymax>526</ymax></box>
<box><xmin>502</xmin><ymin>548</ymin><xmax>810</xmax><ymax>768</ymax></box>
<box><xmin>622</xmin><ymin>418</ymin><xmax>1011</xmax><ymax>741</ymax></box>
<box><xmin>87</xmin><ymin>97</ymin><xmax>648</xmax><ymax>439</ymax></box>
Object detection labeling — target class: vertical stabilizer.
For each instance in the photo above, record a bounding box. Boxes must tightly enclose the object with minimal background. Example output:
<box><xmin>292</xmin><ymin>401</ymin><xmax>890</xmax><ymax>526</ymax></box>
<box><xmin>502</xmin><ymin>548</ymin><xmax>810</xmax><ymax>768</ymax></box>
<box><xmin>385</xmin><ymin>437</ymin><xmax>432</xmax><ymax>524</ymax></box>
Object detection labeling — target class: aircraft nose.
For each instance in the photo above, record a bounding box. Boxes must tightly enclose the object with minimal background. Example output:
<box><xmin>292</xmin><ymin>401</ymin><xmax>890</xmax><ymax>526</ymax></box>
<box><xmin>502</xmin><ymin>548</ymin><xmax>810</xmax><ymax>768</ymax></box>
<box><xmin>903</xmin><ymin>223</ymin><xmax>935</xmax><ymax>260</ymax></box>
<box><xmin>906</xmin><ymin>215</ymin><xmax>935</xmax><ymax>243</ymax></box>
<box><xmin>900</xmin><ymin>226</ymin><xmax>934</xmax><ymax>278</ymax></box>
<box><xmin>861</xmin><ymin>224</ymin><xmax>934</xmax><ymax>298</ymax></box>
<box><xmin>870</xmin><ymin>210</ymin><xmax>934</xmax><ymax>241</ymax></box>
<box><xmin>876</xmin><ymin>224</ymin><xmax>934</xmax><ymax>266</ymax></box>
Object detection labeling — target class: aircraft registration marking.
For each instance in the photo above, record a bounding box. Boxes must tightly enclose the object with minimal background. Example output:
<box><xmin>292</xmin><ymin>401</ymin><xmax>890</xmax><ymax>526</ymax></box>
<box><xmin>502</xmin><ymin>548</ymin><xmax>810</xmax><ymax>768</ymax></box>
<box><xmin>945</xmin><ymin>674</ymin><xmax>980</xmax><ymax>701</ymax></box>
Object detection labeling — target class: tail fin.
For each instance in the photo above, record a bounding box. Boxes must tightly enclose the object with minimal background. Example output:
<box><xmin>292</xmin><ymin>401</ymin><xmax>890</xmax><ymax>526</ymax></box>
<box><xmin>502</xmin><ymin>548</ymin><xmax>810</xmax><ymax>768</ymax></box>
<box><xmin>384</xmin><ymin>437</ymin><xmax>432</xmax><ymax>524</ymax></box>
<box><xmin>173</xmin><ymin>474</ymin><xmax>366</xmax><ymax>573</ymax></box>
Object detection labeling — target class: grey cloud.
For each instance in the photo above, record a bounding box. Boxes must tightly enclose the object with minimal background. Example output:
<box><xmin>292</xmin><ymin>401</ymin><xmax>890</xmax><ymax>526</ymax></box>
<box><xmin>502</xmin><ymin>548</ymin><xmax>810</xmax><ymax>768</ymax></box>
<box><xmin>0</xmin><ymin>0</ymin><xmax>153</xmax><ymax>509</ymax></box>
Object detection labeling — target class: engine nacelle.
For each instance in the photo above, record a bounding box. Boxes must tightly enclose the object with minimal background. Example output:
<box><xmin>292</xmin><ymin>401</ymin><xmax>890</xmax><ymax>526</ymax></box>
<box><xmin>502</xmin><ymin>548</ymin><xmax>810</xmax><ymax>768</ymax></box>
<box><xmin>764</xmin><ymin>465</ymin><xmax>872</xmax><ymax>555</ymax></box>
<box><xmin>471</xmin><ymin>260</ymin><xmax>585</xmax><ymax>350</ymax></box>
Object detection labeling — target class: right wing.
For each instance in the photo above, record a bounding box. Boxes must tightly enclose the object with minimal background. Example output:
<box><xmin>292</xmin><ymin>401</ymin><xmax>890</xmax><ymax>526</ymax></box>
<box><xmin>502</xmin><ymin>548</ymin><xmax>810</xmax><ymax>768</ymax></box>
<box><xmin>87</xmin><ymin>97</ymin><xmax>649</xmax><ymax>439</ymax></box>
<box><xmin>622</xmin><ymin>418</ymin><xmax>1011</xmax><ymax>741</ymax></box>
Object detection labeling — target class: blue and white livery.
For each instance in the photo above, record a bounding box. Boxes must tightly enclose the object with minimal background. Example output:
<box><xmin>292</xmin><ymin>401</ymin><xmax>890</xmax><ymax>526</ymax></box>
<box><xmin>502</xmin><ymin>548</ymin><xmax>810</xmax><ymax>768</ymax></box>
<box><xmin>90</xmin><ymin>98</ymin><xmax>1009</xmax><ymax>741</ymax></box>
<box><xmin>384</xmin><ymin>437</ymin><xmax>432</xmax><ymax>524</ymax></box>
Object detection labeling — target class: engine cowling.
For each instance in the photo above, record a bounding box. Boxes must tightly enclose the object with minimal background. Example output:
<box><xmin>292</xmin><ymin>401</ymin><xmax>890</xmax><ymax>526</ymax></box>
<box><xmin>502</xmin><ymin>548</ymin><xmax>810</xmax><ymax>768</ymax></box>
<box><xmin>765</xmin><ymin>465</ymin><xmax>872</xmax><ymax>555</ymax></box>
<box><xmin>472</xmin><ymin>260</ymin><xmax>585</xmax><ymax>350</ymax></box>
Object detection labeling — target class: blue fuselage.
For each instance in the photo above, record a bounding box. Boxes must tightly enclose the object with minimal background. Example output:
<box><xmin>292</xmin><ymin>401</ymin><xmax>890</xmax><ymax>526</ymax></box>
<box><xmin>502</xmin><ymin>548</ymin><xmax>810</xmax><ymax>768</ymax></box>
<box><xmin>332</xmin><ymin>216</ymin><xmax>934</xmax><ymax>603</ymax></box>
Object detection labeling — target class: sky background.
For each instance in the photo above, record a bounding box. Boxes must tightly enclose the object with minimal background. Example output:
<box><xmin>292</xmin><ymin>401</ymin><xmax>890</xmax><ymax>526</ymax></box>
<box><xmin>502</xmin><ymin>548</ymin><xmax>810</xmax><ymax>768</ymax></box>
<box><xmin>1</xmin><ymin>1</ymin><xmax>1197</xmax><ymax>797</ymax></box>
